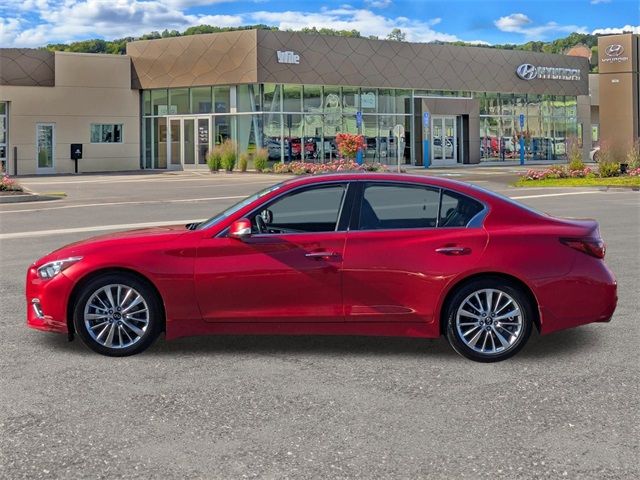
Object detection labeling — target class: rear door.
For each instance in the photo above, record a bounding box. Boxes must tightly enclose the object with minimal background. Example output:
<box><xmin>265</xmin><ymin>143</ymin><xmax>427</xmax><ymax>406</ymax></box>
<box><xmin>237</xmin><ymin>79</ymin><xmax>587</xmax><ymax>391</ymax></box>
<box><xmin>342</xmin><ymin>182</ymin><xmax>488</xmax><ymax>324</ymax></box>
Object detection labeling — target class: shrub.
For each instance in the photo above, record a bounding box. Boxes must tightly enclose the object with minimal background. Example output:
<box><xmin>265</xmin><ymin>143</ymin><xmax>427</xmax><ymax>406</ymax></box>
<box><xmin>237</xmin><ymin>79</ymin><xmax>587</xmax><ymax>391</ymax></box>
<box><xmin>598</xmin><ymin>161</ymin><xmax>620</xmax><ymax>178</ymax></box>
<box><xmin>567</xmin><ymin>136</ymin><xmax>585</xmax><ymax>171</ymax></box>
<box><xmin>254</xmin><ymin>148</ymin><xmax>268</xmax><ymax>172</ymax></box>
<box><xmin>239</xmin><ymin>152</ymin><xmax>249</xmax><ymax>172</ymax></box>
<box><xmin>627</xmin><ymin>140</ymin><xmax>640</xmax><ymax>169</ymax></box>
<box><xmin>220</xmin><ymin>140</ymin><xmax>237</xmax><ymax>172</ymax></box>
<box><xmin>206</xmin><ymin>148</ymin><xmax>222</xmax><ymax>172</ymax></box>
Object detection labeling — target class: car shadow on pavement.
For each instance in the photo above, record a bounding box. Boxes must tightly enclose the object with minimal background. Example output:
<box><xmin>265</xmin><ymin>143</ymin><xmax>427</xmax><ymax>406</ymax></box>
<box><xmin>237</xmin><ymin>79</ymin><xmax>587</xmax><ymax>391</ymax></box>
<box><xmin>38</xmin><ymin>326</ymin><xmax>600</xmax><ymax>360</ymax></box>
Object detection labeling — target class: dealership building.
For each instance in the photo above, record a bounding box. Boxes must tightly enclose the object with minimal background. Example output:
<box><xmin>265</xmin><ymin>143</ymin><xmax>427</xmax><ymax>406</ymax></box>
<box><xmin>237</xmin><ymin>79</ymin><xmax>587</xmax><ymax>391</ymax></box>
<box><xmin>0</xmin><ymin>30</ymin><xmax>637</xmax><ymax>175</ymax></box>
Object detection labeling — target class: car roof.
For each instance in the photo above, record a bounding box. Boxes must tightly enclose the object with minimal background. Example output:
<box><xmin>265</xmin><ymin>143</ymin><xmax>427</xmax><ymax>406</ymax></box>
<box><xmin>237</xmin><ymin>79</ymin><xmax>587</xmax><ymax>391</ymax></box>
<box><xmin>280</xmin><ymin>172</ymin><xmax>478</xmax><ymax>193</ymax></box>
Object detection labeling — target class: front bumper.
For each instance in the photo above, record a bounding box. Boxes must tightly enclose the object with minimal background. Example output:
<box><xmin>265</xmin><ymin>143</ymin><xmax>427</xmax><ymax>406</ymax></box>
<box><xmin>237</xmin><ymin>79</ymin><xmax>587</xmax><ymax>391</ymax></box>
<box><xmin>26</xmin><ymin>266</ymin><xmax>72</xmax><ymax>334</ymax></box>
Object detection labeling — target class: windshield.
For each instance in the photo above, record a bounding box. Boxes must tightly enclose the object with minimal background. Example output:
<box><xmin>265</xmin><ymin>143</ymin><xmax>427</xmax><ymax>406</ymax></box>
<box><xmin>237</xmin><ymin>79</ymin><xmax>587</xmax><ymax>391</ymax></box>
<box><xmin>193</xmin><ymin>183</ymin><xmax>283</xmax><ymax>230</ymax></box>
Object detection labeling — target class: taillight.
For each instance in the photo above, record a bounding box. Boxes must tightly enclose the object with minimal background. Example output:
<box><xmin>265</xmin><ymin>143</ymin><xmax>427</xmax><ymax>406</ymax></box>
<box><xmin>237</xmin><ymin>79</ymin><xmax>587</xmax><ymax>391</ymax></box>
<box><xmin>560</xmin><ymin>237</ymin><xmax>606</xmax><ymax>259</ymax></box>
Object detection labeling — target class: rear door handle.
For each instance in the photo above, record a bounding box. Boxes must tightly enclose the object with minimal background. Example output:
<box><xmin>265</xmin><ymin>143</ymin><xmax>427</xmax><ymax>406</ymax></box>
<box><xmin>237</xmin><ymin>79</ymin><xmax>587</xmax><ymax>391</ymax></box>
<box><xmin>435</xmin><ymin>246</ymin><xmax>472</xmax><ymax>256</ymax></box>
<box><xmin>305</xmin><ymin>251</ymin><xmax>340</xmax><ymax>260</ymax></box>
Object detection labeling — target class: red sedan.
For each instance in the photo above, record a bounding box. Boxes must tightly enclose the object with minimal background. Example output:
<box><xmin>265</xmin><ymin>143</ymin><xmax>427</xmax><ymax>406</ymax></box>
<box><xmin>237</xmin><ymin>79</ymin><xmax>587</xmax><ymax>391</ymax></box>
<box><xmin>26</xmin><ymin>174</ymin><xmax>617</xmax><ymax>362</ymax></box>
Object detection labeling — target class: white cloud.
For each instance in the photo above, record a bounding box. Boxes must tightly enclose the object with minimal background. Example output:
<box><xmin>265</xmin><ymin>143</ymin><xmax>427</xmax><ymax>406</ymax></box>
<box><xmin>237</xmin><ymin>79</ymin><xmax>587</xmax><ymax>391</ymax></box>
<box><xmin>593</xmin><ymin>24</ymin><xmax>640</xmax><ymax>34</ymax></box>
<box><xmin>495</xmin><ymin>13</ymin><xmax>532</xmax><ymax>32</ymax></box>
<box><xmin>495</xmin><ymin>12</ymin><xmax>587</xmax><ymax>39</ymax></box>
<box><xmin>365</xmin><ymin>0</ymin><xmax>392</xmax><ymax>8</ymax></box>
<box><xmin>1</xmin><ymin>0</ymin><xmax>244</xmax><ymax>47</ymax></box>
<box><xmin>590</xmin><ymin>0</ymin><xmax>611</xmax><ymax>4</ymax></box>
<box><xmin>250</xmin><ymin>7</ymin><xmax>460</xmax><ymax>42</ymax></box>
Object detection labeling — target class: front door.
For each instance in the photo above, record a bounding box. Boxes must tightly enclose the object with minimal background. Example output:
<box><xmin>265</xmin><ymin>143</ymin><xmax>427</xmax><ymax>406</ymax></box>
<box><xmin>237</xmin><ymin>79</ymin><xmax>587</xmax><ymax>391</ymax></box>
<box><xmin>36</xmin><ymin>123</ymin><xmax>55</xmax><ymax>174</ymax></box>
<box><xmin>167</xmin><ymin>117</ymin><xmax>202</xmax><ymax>169</ymax></box>
<box><xmin>195</xmin><ymin>183</ymin><xmax>350</xmax><ymax>322</ymax></box>
<box><xmin>431</xmin><ymin>116</ymin><xmax>457</xmax><ymax>166</ymax></box>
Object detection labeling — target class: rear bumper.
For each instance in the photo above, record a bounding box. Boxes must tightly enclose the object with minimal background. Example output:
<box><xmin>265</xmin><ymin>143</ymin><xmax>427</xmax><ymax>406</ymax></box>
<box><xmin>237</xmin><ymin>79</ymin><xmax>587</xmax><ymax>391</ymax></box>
<box><xmin>536</xmin><ymin>260</ymin><xmax>617</xmax><ymax>335</ymax></box>
<box><xmin>26</xmin><ymin>266</ymin><xmax>71</xmax><ymax>335</ymax></box>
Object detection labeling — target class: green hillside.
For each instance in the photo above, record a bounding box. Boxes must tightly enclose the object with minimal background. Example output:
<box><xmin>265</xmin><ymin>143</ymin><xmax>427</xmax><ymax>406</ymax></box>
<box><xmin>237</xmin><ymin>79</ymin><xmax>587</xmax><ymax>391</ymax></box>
<box><xmin>42</xmin><ymin>26</ymin><xmax>601</xmax><ymax>71</ymax></box>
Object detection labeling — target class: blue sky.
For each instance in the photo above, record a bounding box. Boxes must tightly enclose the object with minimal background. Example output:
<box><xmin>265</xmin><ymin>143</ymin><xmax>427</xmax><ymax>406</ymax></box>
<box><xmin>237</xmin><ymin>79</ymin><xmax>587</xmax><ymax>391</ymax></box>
<box><xmin>0</xmin><ymin>0</ymin><xmax>637</xmax><ymax>48</ymax></box>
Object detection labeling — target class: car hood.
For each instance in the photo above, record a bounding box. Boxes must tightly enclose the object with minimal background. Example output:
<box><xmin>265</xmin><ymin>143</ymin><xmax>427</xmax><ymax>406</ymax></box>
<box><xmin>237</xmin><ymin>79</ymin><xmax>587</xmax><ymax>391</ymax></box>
<box><xmin>39</xmin><ymin>224</ymin><xmax>190</xmax><ymax>263</ymax></box>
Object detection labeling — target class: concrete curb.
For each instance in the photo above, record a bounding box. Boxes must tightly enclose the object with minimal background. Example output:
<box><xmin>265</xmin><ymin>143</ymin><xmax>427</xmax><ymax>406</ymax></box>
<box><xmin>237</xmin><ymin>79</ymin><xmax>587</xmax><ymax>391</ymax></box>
<box><xmin>0</xmin><ymin>192</ymin><xmax>65</xmax><ymax>204</ymax></box>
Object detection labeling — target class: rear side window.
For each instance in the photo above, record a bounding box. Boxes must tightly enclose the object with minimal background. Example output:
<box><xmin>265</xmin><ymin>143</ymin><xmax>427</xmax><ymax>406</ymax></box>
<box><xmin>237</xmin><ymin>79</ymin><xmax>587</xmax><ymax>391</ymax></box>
<box><xmin>359</xmin><ymin>184</ymin><xmax>440</xmax><ymax>230</ymax></box>
<box><xmin>439</xmin><ymin>190</ymin><xmax>484</xmax><ymax>227</ymax></box>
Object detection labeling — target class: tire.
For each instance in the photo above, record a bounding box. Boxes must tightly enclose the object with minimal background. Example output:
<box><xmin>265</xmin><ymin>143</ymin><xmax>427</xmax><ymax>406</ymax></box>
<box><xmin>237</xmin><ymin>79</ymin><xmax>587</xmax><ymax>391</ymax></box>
<box><xmin>444</xmin><ymin>278</ymin><xmax>533</xmax><ymax>362</ymax></box>
<box><xmin>73</xmin><ymin>273</ymin><xmax>163</xmax><ymax>356</ymax></box>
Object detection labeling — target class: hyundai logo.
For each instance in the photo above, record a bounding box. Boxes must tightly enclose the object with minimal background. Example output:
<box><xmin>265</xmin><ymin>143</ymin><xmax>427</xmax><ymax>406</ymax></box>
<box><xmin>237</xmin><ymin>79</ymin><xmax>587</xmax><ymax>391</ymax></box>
<box><xmin>516</xmin><ymin>64</ymin><xmax>537</xmax><ymax>80</ymax></box>
<box><xmin>605</xmin><ymin>44</ymin><xmax>624</xmax><ymax>57</ymax></box>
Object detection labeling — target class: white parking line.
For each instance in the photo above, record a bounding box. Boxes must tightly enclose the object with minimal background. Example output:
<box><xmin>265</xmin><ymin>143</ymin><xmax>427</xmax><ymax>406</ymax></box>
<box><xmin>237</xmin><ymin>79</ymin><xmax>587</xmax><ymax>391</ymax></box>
<box><xmin>511</xmin><ymin>191</ymin><xmax>604</xmax><ymax>200</ymax></box>
<box><xmin>0</xmin><ymin>195</ymin><xmax>245</xmax><ymax>214</ymax></box>
<box><xmin>0</xmin><ymin>220</ymin><xmax>201</xmax><ymax>240</ymax></box>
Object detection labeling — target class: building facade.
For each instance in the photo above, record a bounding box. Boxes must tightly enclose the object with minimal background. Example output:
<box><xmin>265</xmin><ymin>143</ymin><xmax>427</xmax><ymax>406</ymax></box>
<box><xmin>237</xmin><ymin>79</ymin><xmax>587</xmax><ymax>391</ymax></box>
<box><xmin>1</xmin><ymin>29</ymin><xmax>604</xmax><ymax>175</ymax></box>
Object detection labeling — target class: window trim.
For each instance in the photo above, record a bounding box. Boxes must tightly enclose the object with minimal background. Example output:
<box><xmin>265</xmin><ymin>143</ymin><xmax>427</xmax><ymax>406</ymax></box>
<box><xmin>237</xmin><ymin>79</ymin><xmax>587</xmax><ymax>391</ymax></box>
<box><xmin>90</xmin><ymin>123</ymin><xmax>124</xmax><ymax>144</ymax></box>
<box><xmin>351</xmin><ymin>180</ymin><xmax>487</xmax><ymax>232</ymax></box>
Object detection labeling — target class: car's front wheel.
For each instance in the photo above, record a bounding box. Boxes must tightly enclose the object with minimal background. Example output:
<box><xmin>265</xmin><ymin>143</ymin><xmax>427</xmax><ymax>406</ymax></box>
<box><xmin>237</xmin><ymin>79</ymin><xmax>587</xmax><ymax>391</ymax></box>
<box><xmin>445</xmin><ymin>278</ymin><xmax>533</xmax><ymax>362</ymax></box>
<box><xmin>73</xmin><ymin>273</ymin><xmax>162</xmax><ymax>356</ymax></box>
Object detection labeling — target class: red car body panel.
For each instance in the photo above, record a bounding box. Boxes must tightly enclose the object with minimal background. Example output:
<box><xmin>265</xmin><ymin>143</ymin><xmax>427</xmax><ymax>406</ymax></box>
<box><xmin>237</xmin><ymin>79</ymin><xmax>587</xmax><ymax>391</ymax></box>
<box><xmin>26</xmin><ymin>173</ymin><xmax>617</xmax><ymax>343</ymax></box>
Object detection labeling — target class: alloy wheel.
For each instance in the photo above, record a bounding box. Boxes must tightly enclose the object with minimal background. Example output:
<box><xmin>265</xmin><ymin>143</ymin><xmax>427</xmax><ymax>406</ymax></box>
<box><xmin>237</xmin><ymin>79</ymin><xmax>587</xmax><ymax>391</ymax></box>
<box><xmin>83</xmin><ymin>284</ymin><xmax>150</xmax><ymax>349</ymax></box>
<box><xmin>455</xmin><ymin>288</ymin><xmax>524</xmax><ymax>356</ymax></box>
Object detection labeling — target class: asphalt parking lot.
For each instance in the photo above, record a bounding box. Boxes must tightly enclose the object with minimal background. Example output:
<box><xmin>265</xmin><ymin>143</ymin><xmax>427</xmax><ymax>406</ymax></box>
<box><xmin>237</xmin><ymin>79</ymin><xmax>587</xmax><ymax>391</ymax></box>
<box><xmin>1</xmin><ymin>169</ymin><xmax>638</xmax><ymax>479</ymax></box>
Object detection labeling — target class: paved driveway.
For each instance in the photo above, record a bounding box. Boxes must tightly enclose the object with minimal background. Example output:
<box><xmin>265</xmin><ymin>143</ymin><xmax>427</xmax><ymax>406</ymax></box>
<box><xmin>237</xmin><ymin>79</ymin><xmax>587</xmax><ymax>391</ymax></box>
<box><xmin>1</xmin><ymin>171</ymin><xmax>638</xmax><ymax>479</ymax></box>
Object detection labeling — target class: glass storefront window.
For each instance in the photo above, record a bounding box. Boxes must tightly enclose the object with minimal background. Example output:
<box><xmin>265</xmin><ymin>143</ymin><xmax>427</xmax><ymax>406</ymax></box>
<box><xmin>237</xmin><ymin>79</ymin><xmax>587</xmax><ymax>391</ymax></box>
<box><xmin>264</xmin><ymin>113</ymin><xmax>282</xmax><ymax>161</ymax></box>
<box><xmin>154</xmin><ymin>117</ymin><xmax>167</xmax><ymax>168</ymax></box>
<box><xmin>283</xmin><ymin>84</ymin><xmax>302</xmax><ymax>112</ymax></box>
<box><xmin>360</xmin><ymin>88</ymin><xmax>377</xmax><ymax>113</ymax></box>
<box><xmin>362</xmin><ymin>115</ymin><xmax>378</xmax><ymax>161</ymax></box>
<box><xmin>143</xmin><ymin>118</ymin><xmax>152</xmax><ymax>168</ymax></box>
<box><xmin>214</xmin><ymin>86</ymin><xmax>230</xmax><ymax>113</ymax></box>
<box><xmin>142</xmin><ymin>91</ymin><xmax>151</xmax><ymax>116</ymax></box>
<box><xmin>378</xmin><ymin>89</ymin><xmax>395</xmax><ymax>114</ymax></box>
<box><xmin>395</xmin><ymin>90</ymin><xmax>411</xmax><ymax>115</ymax></box>
<box><xmin>263</xmin><ymin>84</ymin><xmax>281</xmax><ymax>113</ymax></box>
<box><xmin>283</xmin><ymin>114</ymin><xmax>302</xmax><ymax>161</ymax></box>
<box><xmin>36</xmin><ymin>124</ymin><xmax>54</xmax><ymax>169</ymax></box>
<box><xmin>169</xmin><ymin>88</ymin><xmax>189</xmax><ymax>115</ymax></box>
<box><xmin>342</xmin><ymin>87</ymin><xmax>359</xmax><ymax>114</ymax></box>
<box><xmin>237</xmin><ymin>84</ymin><xmax>261</xmax><ymax>113</ymax></box>
<box><xmin>237</xmin><ymin>114</ymin><xmax>262</xmax><ymax>156</ymax></box>
<box><xmin>151</xmin><ymin>89</ymin><xmax>168</xmax><ymax>115</ymax></box>
<box><xmin>191</xmin><ymin>86</ymin><xmax>212</xmax><ymax>114</ymax></box>
<box><xmin>303</xmin><ymin>85</ymin><xmax>322</xmax><ymax>113</ymax></box>
<box><xmin>303</xmin><ymin>114</ymin><xmax>322</xmax><ymax>161</ymax></box>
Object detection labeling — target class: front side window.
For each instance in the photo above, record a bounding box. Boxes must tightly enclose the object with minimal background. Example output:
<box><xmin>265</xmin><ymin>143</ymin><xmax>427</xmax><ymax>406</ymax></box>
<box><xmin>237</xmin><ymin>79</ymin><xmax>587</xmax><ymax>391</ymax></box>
<box><xmin>252</xmin><ymin>184</ymin><xmax>347</xmax><ymax>234</ymax></box>
<box><xmin>91</xmin><ymin>124</ymin><xmax>122</xmax><ymax>143</ymax></box>
<box><xmin>359</xmin><ymin>184</ymin><xmax>440</xmax><ymax>230</ymax></box>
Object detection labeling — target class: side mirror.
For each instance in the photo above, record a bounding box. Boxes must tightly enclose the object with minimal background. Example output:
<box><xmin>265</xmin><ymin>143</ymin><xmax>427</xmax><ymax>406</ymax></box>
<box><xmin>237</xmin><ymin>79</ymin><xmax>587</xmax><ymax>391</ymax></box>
<box><xmin>229</xmin><ymin>218</ymin><xmax>252</xmax><ymax>240</ymax></box>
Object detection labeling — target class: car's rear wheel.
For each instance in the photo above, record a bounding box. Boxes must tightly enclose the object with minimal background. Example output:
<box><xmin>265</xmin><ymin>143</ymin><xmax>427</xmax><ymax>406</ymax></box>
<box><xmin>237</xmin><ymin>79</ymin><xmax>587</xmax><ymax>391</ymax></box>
<box><xmin>73</xmin><ymin>273</ymin><xmax>162</xmax><ymax>356</ymax></box>
<box><xmin>445</xmin><ymin>278</ymin><xmax>533</xmax><ymax>362</ymax></box>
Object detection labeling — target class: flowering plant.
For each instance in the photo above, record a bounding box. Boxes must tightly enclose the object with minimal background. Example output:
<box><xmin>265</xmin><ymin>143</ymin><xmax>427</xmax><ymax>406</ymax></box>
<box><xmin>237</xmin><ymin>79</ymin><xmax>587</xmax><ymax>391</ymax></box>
<box><xmin>273</xmin><ymin>160</ymin><xmax>388</xmax><ymax>175</ymax></box>
<box><xmin>628</xmin><ymin>167</ymin><xmax>640</xmax><ymax>177</ymax></box>
<box><xmin>0</xmin><ymin>172</ymin><xmax>22</xmax><ymax>192</ymax></box>
<box><xmin>335</xmin><ymin>133</ymin><xmax>365</xmax><ymax>160</ymax></box>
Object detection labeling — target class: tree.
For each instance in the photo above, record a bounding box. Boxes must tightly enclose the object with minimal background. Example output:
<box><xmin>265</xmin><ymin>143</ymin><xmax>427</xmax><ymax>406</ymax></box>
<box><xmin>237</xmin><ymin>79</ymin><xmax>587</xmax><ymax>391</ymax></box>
<box><xmin>387</xmin><ymin>28</ymin><xmax>406</xmax><ymax>42</ymax></box>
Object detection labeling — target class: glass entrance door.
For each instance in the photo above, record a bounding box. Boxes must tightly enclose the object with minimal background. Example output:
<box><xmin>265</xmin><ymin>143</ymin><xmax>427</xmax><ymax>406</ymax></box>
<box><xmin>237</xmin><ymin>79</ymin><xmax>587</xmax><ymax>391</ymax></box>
<box><xmin>36</xmin><ymin>123</ymin><xmax>55</xmax><ymax>173</ymax></box>
<box><xmin>431</xmin><ymin>116</ymin><xmax>457</xmax><ymax>165</ymax></box>
<box><xmin>167</xmin><ymin>117</ymin><xmax>208</xmax><ymax>169</ymax></box>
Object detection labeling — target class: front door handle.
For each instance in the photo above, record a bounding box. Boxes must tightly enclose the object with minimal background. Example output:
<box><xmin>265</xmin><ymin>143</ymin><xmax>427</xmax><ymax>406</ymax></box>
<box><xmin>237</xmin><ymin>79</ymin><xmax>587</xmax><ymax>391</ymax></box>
<box><xmin>435</xmin><ymin>246</ymin><xmax>472</xmax><ymax>256</ymax></box>
<box><xmin>305</xmin><ymin>251</ymin><xmax>340</xmax><ymax>260</ymax></box>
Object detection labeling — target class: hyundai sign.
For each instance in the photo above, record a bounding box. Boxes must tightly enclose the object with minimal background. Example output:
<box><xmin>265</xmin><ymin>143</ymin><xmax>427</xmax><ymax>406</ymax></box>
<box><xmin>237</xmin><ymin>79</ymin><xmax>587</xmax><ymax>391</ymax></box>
<box><xmin>601</xmin><ymin>44</ymin><xmax>629</xmax><ymax>64</ymax></box>
<box><xmin>516</xmin><ymin>63</ymin><xmax>581</xmax><ymax>81</ymax></box>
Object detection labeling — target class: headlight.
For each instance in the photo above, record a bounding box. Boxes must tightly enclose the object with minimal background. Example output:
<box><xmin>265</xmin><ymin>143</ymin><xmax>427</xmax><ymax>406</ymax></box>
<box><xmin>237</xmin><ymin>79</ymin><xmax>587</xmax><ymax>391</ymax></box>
<box><xmin>37</xmin><ymin>256</ymin><xmax>83</xmax><ymax>279</ymax></box>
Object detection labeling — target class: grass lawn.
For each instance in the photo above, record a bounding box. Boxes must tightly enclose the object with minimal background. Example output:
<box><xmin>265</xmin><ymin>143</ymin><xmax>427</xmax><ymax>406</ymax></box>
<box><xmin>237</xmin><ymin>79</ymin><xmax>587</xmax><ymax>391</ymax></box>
<box><xmin>515</xmin><ymin>176</ymin><xmax>640</xmax><ymax>188</ymax></box>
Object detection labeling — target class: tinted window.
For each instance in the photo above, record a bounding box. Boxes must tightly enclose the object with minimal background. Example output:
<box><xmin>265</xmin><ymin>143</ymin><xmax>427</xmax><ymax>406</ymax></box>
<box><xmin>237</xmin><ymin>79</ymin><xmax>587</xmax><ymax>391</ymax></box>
<box><xmin>439</xmin><ymin>190</ymin><xmax>484</xmax><ymax>227</ymax></box>
<box><xmin>254</xmin><ymin>184</ymin><xmax>347</xmax><ymax>234</ymax></box>
<box><xmin>359</xmin><ymin>184</ymin><xmax>440</xmax><ymax>230</ymax></box>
